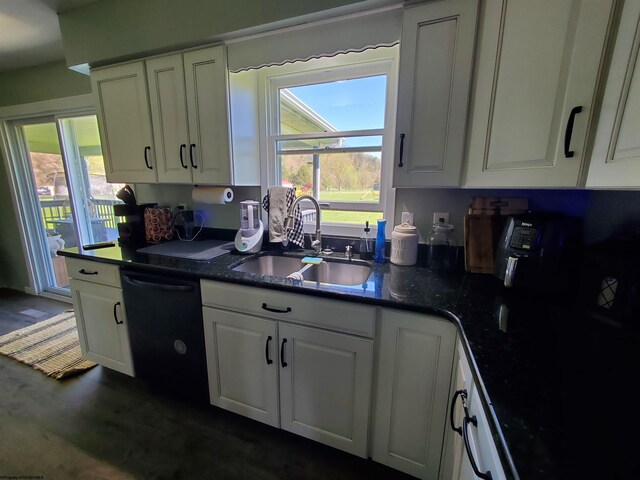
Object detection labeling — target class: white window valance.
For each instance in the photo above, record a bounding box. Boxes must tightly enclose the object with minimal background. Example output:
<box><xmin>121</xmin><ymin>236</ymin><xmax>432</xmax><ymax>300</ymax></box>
<box><xmin>226</xmin><ymin>8</ymin><xmax>402</xmax><ymax>72</ymax></box>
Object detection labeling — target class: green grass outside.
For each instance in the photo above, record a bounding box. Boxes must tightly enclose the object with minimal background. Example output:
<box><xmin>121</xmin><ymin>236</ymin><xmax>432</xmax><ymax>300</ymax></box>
<box><xmin>321</xmin><ymin>210</ymin><xmax>383</xmax><ymax>225</ymax></box>
<box><xmin>297</xmin><ymin>189</ymin><xmax>383</xmax><ymax>225</ymax></box>
<box><xmin>317</xmin><ymin>190</ymin><xmax>380</xmax><ymax>203</ymax></box>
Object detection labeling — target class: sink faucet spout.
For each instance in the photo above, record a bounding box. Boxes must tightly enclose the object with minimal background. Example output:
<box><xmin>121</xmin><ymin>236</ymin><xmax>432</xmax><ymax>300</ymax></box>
<box><xmin>286</xmin><ymin>194</ymin><xmax>322</xmax><ymax>254</ymax></box>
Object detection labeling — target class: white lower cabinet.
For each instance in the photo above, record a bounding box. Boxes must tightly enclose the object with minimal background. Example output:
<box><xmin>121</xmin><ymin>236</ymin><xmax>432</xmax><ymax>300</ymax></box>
<box><xmin>279</xmin><ymin>322</ymin><xmax>373</xmax><ymax>457</ymax></box>
<box><xmin>372</xmin><ymin>309</ymin><xmax>457</xmax><ymax>479</ymax></box>
<box><xmin>200</xmin><ymin>280</ymin><xmax>497</xmax><ymax>477</ymax></box>
<box><xmin>69</xmin><ymin>278</ymin><xmax>134</xmax><ymax>376</ymax></box>
<box><xmin>202</xmin><ymin>307</ymin><xmax>279</xmax><ymax>427</ymax></box>
<box><xmin>201</xmin><ymin>282</ymin><xmax>374</xmax><ymax>458</ymax></box>
<box><xmin>442</xmin><ymin>341</ymin><xmax>507</xmax><ymax>480</ymax></box>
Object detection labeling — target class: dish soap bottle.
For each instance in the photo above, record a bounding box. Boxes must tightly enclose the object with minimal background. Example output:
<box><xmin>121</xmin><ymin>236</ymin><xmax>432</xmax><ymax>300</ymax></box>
<box><xmin>375</xmin><ymin>219</ymin><xmax>387</xmax><ymax>263</ymax></box>
<box><xmin>359</xmin><ymin>221</ymin><xmax>373</xmax><ymax>260</ymax></box>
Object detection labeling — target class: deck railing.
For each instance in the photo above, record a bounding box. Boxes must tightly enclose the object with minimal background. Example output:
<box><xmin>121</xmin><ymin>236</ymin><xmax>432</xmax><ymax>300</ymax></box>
<box><xmin>40</xmin><ymin>198</ymin><xmax>120</xmax><ymax>231</ymax></box>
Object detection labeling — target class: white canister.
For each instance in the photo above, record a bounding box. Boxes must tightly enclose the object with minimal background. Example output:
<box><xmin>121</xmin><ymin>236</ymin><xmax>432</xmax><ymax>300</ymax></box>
<box><xmin>391</xmin><ymin>222</ymin><xmax>419</xmax><ymax>266</ymax></box>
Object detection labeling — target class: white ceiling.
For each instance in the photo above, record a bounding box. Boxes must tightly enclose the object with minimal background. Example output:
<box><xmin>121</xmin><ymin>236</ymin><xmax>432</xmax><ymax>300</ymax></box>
<box><xmin>0</xmin><ymin>0</ymin><xmax>99</xmax><ymax>72</ymax></box>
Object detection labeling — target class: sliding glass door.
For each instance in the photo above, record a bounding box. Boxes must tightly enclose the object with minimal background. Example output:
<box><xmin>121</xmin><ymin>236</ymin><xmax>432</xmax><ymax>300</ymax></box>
<box><xmin>12</xmin><ymin>114</ymin><xmax>123</xmax><ymax>295</ymax></box>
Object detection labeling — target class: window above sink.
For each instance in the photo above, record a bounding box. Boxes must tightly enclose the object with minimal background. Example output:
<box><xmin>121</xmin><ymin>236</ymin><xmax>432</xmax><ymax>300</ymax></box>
<box><xmin>234</xmin><ymin>47</ymin><xmax>398</xmax><ymax>238</ymax></box>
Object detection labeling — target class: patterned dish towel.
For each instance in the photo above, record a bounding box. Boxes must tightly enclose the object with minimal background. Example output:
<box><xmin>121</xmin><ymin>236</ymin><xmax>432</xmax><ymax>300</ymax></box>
<box><xmin>262</xmin><ymin>187</ymin><xmax>304</xmax><ymax>248</ymax></box>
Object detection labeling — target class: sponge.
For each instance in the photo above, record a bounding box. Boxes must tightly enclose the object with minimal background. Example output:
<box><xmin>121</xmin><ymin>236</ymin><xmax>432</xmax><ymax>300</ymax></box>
<box><xmin>301</xmin><ymin>257</ymin><xmax>323</xmax><ymax>265</ymax></box>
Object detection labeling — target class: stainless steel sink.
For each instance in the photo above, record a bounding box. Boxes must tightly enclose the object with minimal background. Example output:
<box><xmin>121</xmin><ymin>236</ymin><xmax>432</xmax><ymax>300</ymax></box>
<box><xmin>231</xmin><ymin>254</ymin><xmax>371</xmax><ymax>286</ymax></box>
<box><xmin>232</xmin><ymin>255</ymin><xmax>303</xmax><ymax>277</ymax></box>
<box><xmin>302</xmin><ymin>261</ymin><xmax>371</xmax><ymax>286</ymax></box>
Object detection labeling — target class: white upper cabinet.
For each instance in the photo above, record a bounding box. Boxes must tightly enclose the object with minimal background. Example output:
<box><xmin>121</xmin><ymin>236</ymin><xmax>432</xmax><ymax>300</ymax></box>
<box><xmin>92</xmin><ymin>62</ymin><xmax>157</xmax><ymax>183</ymax></box>
<box><xmin>146</xmin><ymin>54</ymin><xmax>192</xmax><ymax>184</ymax></box>
<box><xmin>146</xmin><ymin>46</ymin><xmax>232</xmax><ymax>185</ymax></box>
<box><xmin>93</xmin><ymin>45</ymin><xmax>234</xmax><ymax>185</ymax></box>
<box><xmin>587</xmin><ymin>0</ymin><xmax>640</xmax><ymax>188</ymax></box>
<box><xmin>464</xmin><ymin>0</ymin><xmax>615</xmax><ymax>188</ymax></box>
<box><xmin>394</xmin><ymin>0</ymin><xmax>479</xmax><ymax>187</ymax></box>
<box><xmin>184</xmin><ymin>46</ymin><xmax>233</xmax><ymax>185</ymax></box>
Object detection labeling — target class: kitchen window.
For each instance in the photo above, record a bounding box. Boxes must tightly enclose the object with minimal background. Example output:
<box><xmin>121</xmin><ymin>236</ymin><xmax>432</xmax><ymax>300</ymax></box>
<box><xmin>257</xmin><ymin>47</ymin><xmax>398</xmax><ymax>236</ymax></box>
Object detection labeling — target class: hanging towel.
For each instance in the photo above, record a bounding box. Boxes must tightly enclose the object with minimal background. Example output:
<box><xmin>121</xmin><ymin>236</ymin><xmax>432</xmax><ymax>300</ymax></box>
<box><xmin>262</xmin><ymin>187</ymin><xmax>304</xmax><ymax>248</ymax></box>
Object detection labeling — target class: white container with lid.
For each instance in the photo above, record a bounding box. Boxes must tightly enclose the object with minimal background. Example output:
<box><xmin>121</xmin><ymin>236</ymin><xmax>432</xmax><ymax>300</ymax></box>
<box><xmin>391</xmin><ymin>222</ymin><xmax>419</xmax><ymax>266</ymax></box>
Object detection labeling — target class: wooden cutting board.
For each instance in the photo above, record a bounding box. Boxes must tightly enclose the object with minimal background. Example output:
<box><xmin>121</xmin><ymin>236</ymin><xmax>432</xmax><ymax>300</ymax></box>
<box><xmin>464</xmin><ymin>197</ymin><xmax>528</xmax><ymax>273</ymax></box>
<box><xmin>464</xmin><ymin>215</ymin><xmax>496</xmax><ymax>273</ymax></box>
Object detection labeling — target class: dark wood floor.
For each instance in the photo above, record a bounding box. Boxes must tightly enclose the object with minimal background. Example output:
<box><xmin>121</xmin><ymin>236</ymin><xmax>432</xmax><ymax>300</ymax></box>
<box><xmin>0</xmin><ymin>288</ymin><xmax>71</xmax><ymax>335</ymax></box>
<box><xmin>0</xmin><ymin>289</ymin><xmax>411</xmax><ymax>480</ymax></box>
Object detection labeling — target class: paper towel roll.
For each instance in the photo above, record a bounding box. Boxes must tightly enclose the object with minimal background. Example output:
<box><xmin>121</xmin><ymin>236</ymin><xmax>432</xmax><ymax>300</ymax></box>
<box><xmin>192</xmin><ymin>187</ymin><xmax>234</xmax><ymax>205</ymax></box>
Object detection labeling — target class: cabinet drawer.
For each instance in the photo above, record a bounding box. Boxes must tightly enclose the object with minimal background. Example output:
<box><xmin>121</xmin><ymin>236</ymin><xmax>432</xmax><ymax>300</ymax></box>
<box><xmin>66</xmin><ymin>258</ymin><xmax>121</xmax><ymax>288</ymax></box>
<box><xmin>201</xmin><ymin>280</ymin><xmax>375</xmax><ymax>338</ymax></box>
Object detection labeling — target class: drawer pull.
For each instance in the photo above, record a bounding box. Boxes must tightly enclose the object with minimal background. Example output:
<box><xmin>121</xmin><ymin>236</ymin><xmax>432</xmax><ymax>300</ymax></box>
<box><xmin>261</xmin><ymin>303</ymin><xmax>291</xmax><ymax>314</ymax></box>
<box><xmin>398</xmin><ymin>133</ymin><xmax>405</xmax><ymax>167</ymax></box>
<box><xmin>78</xmin><ymin>269</ymin><xmax>98</xmax><ymax>275</ymax></box>
<box><xmin>280</xmin><ymin>338</ymin><xmax>288</xmax><ymax>367</ymax></box>
<box><xmin>462</xmin><ymin>414</ymin><xmax>493</xmax><ymax>480</ymax></box>
<box><xmin>265</xmin><ymin>335</ymin><xmax>273</xmax><ymax>365</ymax></box>
<box><xmin>113</xmin><ymin>302</ymin><xmax>123</xmax><ymax>325</ymax></box>
<box><xmin>450</xmin><ymin>389</ymin><xmax>468</xmax><ymax>436</ymax></box>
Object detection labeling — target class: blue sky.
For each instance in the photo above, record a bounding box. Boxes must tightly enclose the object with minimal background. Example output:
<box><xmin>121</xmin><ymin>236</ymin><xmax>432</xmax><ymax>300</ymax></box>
<box><xmin>285</xmin><ymin>75</ymin><xmax>387</xmax><ymax>132</ymax></box>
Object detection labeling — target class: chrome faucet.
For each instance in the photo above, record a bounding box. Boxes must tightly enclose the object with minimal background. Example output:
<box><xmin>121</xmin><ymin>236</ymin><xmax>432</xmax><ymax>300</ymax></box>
<box><xmin>285</xmin><ymin>194</ymin><xmax>322</xmax><ymax>254</ymax></box>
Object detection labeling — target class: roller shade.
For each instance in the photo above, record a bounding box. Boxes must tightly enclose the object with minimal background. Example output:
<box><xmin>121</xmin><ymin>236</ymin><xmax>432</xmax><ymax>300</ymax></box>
<box><xmin>227</xmin><ymin>8</ymin><xmax>402</xmax><ymax>72</ymax></box>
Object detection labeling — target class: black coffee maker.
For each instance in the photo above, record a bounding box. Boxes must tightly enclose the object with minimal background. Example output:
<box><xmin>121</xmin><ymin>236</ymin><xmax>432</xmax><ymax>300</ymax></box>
<box><xmin>113</xmin><ymin>185</ymin><xmax>152</xmax><ymax>246</ymax></box>
<box><xmin>494</xmin><ymin>213</ymin><xmax>581</xmax><ymax>293</ymax></box>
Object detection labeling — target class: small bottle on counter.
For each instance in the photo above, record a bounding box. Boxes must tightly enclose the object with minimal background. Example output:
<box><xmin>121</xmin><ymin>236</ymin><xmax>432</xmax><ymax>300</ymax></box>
<box><xmin>375</xmin><ymin>219</ymin><xmax>387</xmax><ymax>263</ymax></box>
<box><xmin>359</xmin><ymin>221</ymin><xmax>374</xmax><ymax>260</ymax></box>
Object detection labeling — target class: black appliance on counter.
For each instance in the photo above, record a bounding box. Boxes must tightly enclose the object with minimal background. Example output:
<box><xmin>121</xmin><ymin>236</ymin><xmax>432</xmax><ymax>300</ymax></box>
<box><xmin>494</xmin><ymin>213</ymin><xmax>581</xmax><ymax>292</ymax></box>
<box><xmin>113</xmin><ymin>203</ymin><xmax>150</xmax><ymax>247</ymax></box>
<box><xmin>120</xmin><ymin>269</ymin><xmax>209</xmax><ymax>403</ymax></box>
<box><xmin>113</xmin><ymin>185</ymin><xmax>154</xmax><ymax>247</ymax></box>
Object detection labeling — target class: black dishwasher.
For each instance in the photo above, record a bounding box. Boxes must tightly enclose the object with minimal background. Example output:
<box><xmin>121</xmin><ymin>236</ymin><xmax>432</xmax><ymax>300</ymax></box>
<box><xmin>121</xmin><ymin>269</ymin><xmax>209</xmax><ymax>404</ymax></box>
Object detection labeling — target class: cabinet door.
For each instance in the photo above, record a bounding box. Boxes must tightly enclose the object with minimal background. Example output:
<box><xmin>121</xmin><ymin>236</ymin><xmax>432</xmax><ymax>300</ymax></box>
<box><xmin>202</xmin><ymin>307</ymin><xmax>279</xmax><ymax>427</ymax></box>
<box><xmin>91</xmin><ymin>62</ymin><xmax>156</xmax><ymax>183</ymax></box>
<box><xmin>279</xmin><ymin>322</ymin><xmax>373</xmax><ymax>458</ymax></box>
<box><xmin>394</xmin><ymin>0</ymin><xmax>478</xmax><ymax>187</ymax></box>
<box><xmin>69</xmin><ymin>279</ymin><xmax>134</xmax><ymax>376</ymax></box>
<box><xmin>372</xmin><ymin>310</ymin><xmax>456</xmax><ymax>479</ymax></box>
<box><xmin>184</xmin><ymin>46</ymin><xmax>232</xmax><ymax>185</ymax></box>
<box><xmin>588</xmin><ymin>0</ymin><xmax>640</xmax><ymax>188</ymax></box>
<box><xmin>146</xmin><ymin>54</ymin><xmax>193</xmax><ymax>184</ymax></box>
<box><xmin>464</xmin><ymin>0</ymin><xmax>614</xmax><ymax>187</ymax></box>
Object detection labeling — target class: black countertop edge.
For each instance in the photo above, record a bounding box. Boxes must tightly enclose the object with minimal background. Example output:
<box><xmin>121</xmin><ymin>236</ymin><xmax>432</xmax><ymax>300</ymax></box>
<box><xmin>59</xmin><ymin>245</ymin><xmax>519</xmax><ymax>480</ymax></box>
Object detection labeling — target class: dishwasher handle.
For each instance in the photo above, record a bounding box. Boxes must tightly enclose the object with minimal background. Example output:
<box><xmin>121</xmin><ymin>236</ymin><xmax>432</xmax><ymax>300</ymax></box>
<box><xmin>122</xmin><ymin>274</ymin><xmax>195</xmax><ymax>292</ymax></box>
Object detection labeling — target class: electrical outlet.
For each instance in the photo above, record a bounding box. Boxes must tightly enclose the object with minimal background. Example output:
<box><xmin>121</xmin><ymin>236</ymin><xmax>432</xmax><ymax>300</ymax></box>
<box><xmin>401</xmin><ymin>211</ymin><xmax>415</xmax><ymax>225</ymax></box>
<box><xmin>433</xmin><ymin>212</ymin><xmax>450</xmax><ymax>225</ymax></box>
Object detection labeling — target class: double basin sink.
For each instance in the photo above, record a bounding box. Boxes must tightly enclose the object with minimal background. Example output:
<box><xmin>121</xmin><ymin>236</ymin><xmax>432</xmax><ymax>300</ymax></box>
<box><xmin>231</xmin><ymin>253</ymin><xmax>371</xmax><ymax>286</ymax></box>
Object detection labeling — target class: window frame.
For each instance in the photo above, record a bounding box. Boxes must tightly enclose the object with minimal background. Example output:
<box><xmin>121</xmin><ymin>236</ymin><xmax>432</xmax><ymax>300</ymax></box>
<box><xmin>257</xmin><ymin>46</ymin><xmax>398</xmax><ymax>237</ymax></box>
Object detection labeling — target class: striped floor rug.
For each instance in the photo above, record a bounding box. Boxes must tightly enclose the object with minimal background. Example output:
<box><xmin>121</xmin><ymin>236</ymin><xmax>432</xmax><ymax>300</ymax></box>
<box><xmin>0</xmin><ymin>311</ymin><xmax>97</xmax><ymax>379</ymax></box>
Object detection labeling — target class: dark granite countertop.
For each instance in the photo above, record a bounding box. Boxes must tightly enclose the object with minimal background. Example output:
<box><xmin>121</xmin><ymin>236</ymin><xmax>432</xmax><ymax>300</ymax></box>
<box><xmin>59</xmin><ymin>242</ymin><xmax>585</xmax><ymax>480</ymax></box>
